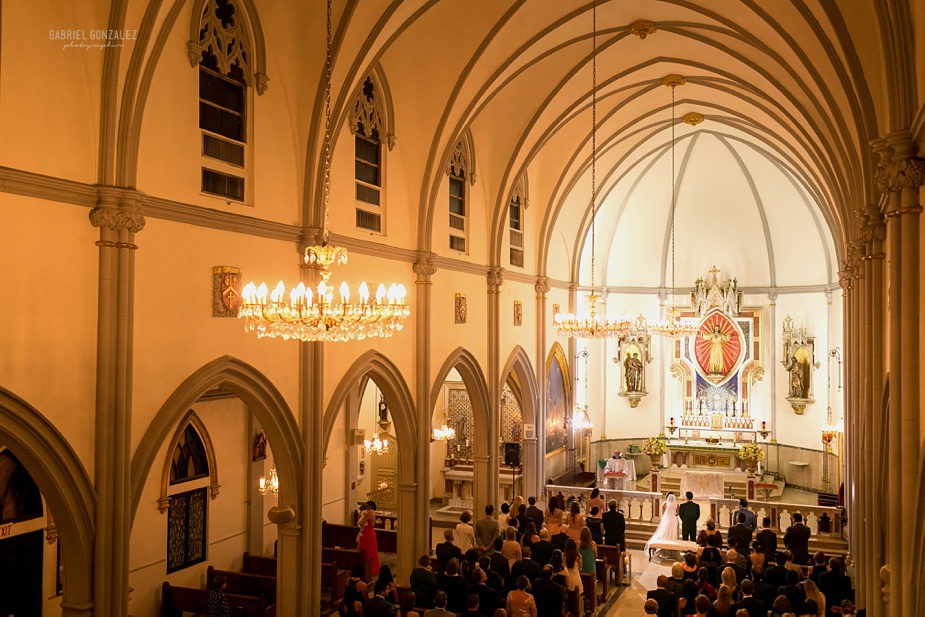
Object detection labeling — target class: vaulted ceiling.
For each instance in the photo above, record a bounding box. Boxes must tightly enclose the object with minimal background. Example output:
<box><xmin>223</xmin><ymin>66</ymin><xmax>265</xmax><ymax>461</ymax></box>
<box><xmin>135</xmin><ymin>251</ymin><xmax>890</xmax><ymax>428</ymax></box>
<box><xmin>320</xmin><ymin>0</ymin><xmax>915</xmax><ymax>287</ymax></box>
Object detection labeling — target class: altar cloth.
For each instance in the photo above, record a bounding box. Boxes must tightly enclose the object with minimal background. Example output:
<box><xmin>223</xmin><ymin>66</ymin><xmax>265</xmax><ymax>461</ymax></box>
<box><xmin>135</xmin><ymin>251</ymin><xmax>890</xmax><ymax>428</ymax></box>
<box><xmin>680</xmin><ymin>469</ymin><xmax>726</xmax><ymax>498</ymax></box>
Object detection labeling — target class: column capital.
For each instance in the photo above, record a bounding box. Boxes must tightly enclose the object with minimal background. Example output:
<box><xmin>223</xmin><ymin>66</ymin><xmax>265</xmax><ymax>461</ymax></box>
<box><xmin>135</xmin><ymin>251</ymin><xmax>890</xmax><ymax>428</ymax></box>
<box><xmin>89</xmin><ymin>188</ymin><xmax>146</xmax><ymax>233</ymax></box>
<box><xmin>535</xmin><ymin>276</ymin><xmax>551</xmax><ymax>297</ymax></box>
<box><xmin>487</xmin><ymin>266</ymin><xmax>504</xmax><ymax>291</ymax></box>
<box><xmin>413</xmin><ymin>252</ymin><xmax>438</xmax><ymax>279</ymax></box>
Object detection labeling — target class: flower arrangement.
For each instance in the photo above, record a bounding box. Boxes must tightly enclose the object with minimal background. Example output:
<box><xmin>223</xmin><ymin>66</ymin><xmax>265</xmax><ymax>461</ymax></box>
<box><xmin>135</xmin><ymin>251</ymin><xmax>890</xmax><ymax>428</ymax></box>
<box><xmin>738</xmin><ymin>442</ymin><xmax>765</xmax><ymax>462</ymax></box>
<box><xmin>642</xmin><ymin>437</ymin><xmax>667</xmax><ymax>456</ymax></box>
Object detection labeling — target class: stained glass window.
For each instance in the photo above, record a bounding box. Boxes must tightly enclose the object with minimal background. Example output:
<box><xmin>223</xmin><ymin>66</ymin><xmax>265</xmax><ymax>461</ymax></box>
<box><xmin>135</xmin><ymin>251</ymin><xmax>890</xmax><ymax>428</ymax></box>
<box><xmin>170</xmin><ymin>424</ymin><xmax>209</xmax><ymax>485</ymax></box>
<box><xmin>0</xmin><ymin>450</ymin><xmax>43</xmax><ymax>523</ymax></box>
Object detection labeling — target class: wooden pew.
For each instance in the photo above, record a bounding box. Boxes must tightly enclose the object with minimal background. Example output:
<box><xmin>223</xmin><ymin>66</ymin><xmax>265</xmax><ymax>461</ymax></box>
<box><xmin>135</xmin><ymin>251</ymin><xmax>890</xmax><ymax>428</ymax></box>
<box><xmin>161</xmin><ymin>581</ymin><xmax>276</xmax><ymax>617</ymax></box>
<box><xmin>240</xmin><ymin>553</ymin><xmax>349</xmax><ymax>608</ymax></box>
<box><xmin>595</xmin><ymin>557</ymin><xmax>610</xmax><ymax>604</ymax></box>
<box><xmin>243</xmin><ymin>552</ymin><xmax>277</xmax><ymax>577</ymax></box>
<box><xmin>322</xmin><ymin>547</ymin><xmax>372</xmax><ymax>583</ymax></box>
<box><xmin>322</xmin><ymin>521</ymin><xmax>398</xmax><ymax>553</ymax></box>
<box><xmin>580</xmin><ymin>571</ymin><xmax>597</xmax><ymax>614</ymax></box>
<box><xmin>207</xmin><ymin>566</ymin><xmax>277</xmax><ymax>602</ymax></box>
<box><xmin>596</xmin><ymin>544</ymin><xmax>624</xmax><ymax>585</ymax></box>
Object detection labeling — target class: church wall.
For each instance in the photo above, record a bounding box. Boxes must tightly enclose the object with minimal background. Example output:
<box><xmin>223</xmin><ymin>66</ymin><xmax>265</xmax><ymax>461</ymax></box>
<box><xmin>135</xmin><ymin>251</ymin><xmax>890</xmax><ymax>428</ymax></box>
<box><xmin>133</xmin><ymin>1</ymin><xmax>303</xmax><ymax>223</ymax></box>
<box><xmin>131</xmin><ymin>217</ymin><xmax>301</xmax><ymax>450</ymax></box>
<box><xmin>0</xmin><ymin>0</ymin><xmax>104</xmax><ymax>183</ymax></box>
<box><xmin>497</xmin><ymin>279</ymin><xmax>537</xmax><ymax>378</ymax></box>
<box><xmin>0</xmin><ymin>195</ymin><xmax>100</xmax><ymax>477</ymax></box>
<box><xmin>429</xmin><ymin>273</ymin><xmax>489</xmax><ymax>378</ymax></box>
<box><xmin>129</xmin><ymin>396</ymin><xmax>253</xmax><ymax>617</ymax></box>
<box><xmin>763</xmin><ymin>292</ymin><xmax>836</xmax><ymax>451</ymax></box>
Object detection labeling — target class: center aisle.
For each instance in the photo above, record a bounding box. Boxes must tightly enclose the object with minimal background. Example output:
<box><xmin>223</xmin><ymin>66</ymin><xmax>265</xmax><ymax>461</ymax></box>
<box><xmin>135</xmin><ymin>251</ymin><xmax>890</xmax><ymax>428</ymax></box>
<box><xmin>600</xmin><ymin>549</ymin><xmax>672</xmax><ymax>616</ymax></box>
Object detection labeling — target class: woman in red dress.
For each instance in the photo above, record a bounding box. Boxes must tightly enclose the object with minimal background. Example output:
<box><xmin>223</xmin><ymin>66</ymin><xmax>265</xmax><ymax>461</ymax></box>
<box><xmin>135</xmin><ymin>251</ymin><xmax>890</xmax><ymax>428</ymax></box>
<box><xmin>356</xmin><ymin>500</ymin><xmax>380</xmax><ymax>576</ymax></box>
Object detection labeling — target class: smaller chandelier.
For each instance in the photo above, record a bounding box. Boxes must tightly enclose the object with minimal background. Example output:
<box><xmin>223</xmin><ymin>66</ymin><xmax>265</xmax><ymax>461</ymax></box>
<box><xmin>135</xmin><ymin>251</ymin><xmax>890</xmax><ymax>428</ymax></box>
<box><xmin>572</xmin><ymin>407</ymin><xmax>593</xmax><ymax>434</ymax></box>
<box><xmin>651</xmin><ymin>316</ymin><xmax>699</xmax><ymax>338</ymax></box>
<box><xmin>433</xmin><ymin>424</ymin><xmax>456</xmax><ymax>441</ymax></box>
<box><xmin>364</xmin><ymin>432</ymin><xmax>390</xmax><ymax>455</ymax></box>
<box><xmin>554</xmin><ymin>294</ymin><xmax>631</xmax><ymax>338</ymax></box>
<box><xmin>821</xmin><ymin>425</ymin><xmax>839</xmax><ymax>444</ymax></box>
<box><xmin>258</xmin><ymin>468</ymin><xmax>279</xmax><ymax>496</ymax></box>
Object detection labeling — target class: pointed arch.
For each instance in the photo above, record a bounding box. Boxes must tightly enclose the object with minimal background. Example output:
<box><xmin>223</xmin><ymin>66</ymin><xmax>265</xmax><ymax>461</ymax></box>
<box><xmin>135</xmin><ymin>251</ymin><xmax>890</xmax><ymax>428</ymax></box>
<box><xmin>546</xmin><ymin>342</ymin><xmax>572</xmax><ymax>402</ymax></box>
<box><xmin>448</xmin><ymin>129</ymin><xmax>477</xmax><ymax>185</ymax></box>
<box><xmin>131</xmin><ymin>356</ymin><xmax>302</xmax><ymax>525</ymax></box>
<box><xmin>349</xmin><ymin>66</ymin><xmax>396</xmax><ymax>149</ymax></box>
<box><xmin>157</xmin><ymin>410</ymin><xmax>221</xmax><ymax>514</ymax></box>
<box><xmin>501</xmin><ymin>346</ymin><xmax>542</xmax><ymax>496</ymax></box>
<box><xmin>323</xmin><ymin>351</ymin><xmax>417</xmax><ymax>466</ymax></box>
<box><xmin>500</xmin><ymin>346</ymin><xmax>539</xmax><ymax>428</ymax></box>
<box><xmin>186</xmin><ymin>0</ymin><xmax>269</xmax><ymax>93</ymax></box>
<box><xmin>429</xmin><ymin>348</ymin><xmax>492</xmax><ymax>459</ymax></box>
<box><xmin>322</xmin><ymin>351</ymin><xmax>417</xmax><ymax>577</ymax></box>
<box><xmin>0</xmin><ymin>387</ymin><xmax>95</xmax><ymax>610</ymax></box>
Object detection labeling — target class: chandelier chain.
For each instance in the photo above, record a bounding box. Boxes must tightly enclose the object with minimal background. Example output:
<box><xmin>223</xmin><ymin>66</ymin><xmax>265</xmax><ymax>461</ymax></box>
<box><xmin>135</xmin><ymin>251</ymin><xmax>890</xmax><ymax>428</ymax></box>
<box><xmin>590</xmin><ymin>0</ymin><xmax>597</xmax><ymax>297</ymax></box>
<box><xmin>322</xmin><ymin>0</ymin><xmax>333</xmax><ymax>243</ymax></box>
<box><xmin>670</xmin><ymin>84</ymin><xmax>676</xmax><ymax>300</ymax></box>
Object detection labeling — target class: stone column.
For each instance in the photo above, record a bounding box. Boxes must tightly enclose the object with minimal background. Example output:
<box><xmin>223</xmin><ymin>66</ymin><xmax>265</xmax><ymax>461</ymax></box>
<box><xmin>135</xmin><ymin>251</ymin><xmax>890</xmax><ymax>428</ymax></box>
<box><xmin>89</xmin><ymin>188</ymin><xmax>145</xmax><ymax>617</ymax></box>
<box><xmin>874</xmin><ymin>134</ymin><xmax>923</xmax><ymax>617</ymax></box>
<box><xmin>532</xmin><ymin>277</ymin><xmax>550</xmax><ymax>498</ymax></box>
<box><xmin>837</xmin><ymin>255</ymin><xmax>858</xmax><ymax>597</ymax></box>
<box><xmin>860</xmin><ymin>206</ymin><xmax>886</xmax><ymax>617</ymax></box>
<box><xmin>485</xmin><ymin>267</ymin><xmax>504</xmax><ymax>509</ymax></box>
<box><xmin>300</xmin><ymin>338</ymin><xmax>323</xmax><ymax>614</ymax></box>
<box><xmin>413</xmin><ymin>253</ymin><xmax>437</xmax><ymax>561</ymax></box>
<box><xmin>767</xmin><ymin>292</ymin><xmax>778</xmax><ymax>437</ymax></box>
<box><xmin>397</xmin><ymin>481</ymin><xmax>418</xmax><ymax>578</ymax></box>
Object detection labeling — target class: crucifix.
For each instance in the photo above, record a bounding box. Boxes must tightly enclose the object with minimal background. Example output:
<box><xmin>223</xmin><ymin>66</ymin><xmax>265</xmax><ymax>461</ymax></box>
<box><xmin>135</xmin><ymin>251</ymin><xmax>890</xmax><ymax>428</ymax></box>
<box><xmin>709</xmin><ymin>265</ymin><xmax>721</xmax><ymax>283</ymax></box>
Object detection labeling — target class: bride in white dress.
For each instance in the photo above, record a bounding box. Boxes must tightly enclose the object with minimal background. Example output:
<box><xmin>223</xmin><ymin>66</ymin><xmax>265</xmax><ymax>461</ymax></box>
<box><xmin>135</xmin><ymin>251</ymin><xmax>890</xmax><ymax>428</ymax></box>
<box><xmin>644</xmin><ymin>492</ymin><xmax>679</xmax><ymax>559</ymax></box>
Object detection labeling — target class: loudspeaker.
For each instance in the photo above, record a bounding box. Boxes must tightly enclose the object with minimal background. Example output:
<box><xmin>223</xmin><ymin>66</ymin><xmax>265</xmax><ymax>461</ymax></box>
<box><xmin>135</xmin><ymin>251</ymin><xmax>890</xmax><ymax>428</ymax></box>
<box><xmin>503</xmin><ymin>442</ymin><xmax>521</xmax><ymax>467</ymax></box>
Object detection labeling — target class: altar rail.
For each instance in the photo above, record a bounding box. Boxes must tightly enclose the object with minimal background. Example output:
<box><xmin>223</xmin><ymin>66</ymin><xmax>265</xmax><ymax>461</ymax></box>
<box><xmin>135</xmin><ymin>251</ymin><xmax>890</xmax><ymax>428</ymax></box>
<box><xmin>708</xmin><ymin>497</ymin><xmax>844</xmax><ymax>537</ymax></box>
<box><xmin>546</xmin><ymin>485</ymin><xmax>663</xmax><ymax>523</ymax></box>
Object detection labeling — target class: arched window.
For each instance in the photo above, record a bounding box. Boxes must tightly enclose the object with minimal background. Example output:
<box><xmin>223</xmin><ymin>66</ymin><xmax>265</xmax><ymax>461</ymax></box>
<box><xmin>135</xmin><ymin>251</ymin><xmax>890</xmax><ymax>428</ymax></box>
<box><xmin>161</xmin><ymin>414</ymin><xmax>218</xmax><ymax>573</ymax></box>
<box><xmin>196</xmin><ymin>0</ymin><xmax>253</xmax><ymax>204</ymax></box>
<box><xmin>447</xmin><ymin>135</ymin><xmax>475</xmax><ymax>253</ymax></box>
<box><xmin>509</xmin><ymin>176</ymin><xmax>527</xmax><ymax>267</ymax></box>
<box><xmin>352</xmin><ymin>75</ymin><xmax>387</xmax><ymax>233</ymax></box>
<box><xmin>169</xmin><ymin>425</ymin><xmax>210</xmax><ymax>485</ymax></box>
<box><xmin>0</xmin><ymin>450</ymin><xmax>43</xmax><ymax>523</ymax></box>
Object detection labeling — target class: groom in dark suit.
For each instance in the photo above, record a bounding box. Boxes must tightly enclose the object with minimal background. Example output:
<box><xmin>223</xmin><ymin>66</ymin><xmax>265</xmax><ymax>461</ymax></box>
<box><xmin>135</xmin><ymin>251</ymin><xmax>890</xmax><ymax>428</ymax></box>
<box><xmin>678</xmin><ymin>491</ymin><xmax>700</xmax><ymax>542</ymax></box>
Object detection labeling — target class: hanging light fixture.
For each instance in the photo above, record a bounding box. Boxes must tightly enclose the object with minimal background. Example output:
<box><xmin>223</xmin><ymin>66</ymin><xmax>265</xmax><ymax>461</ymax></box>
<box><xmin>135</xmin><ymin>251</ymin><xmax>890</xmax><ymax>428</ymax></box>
<box><xmin>258</xmin><ymin>467</ymin><xmax>279</xmax><ymax>496</ymax></box>
<box><xmin>651</xmin><ymin>75</ymin><xmax>699</xmax><ymax>339</ymax></box>
<box><xmin>364</xmin><ymin>432</ymin><xmax>390</xmax><ymax>455</ymax></box>
<box><xmin>238</xmin><ymin>0</ymin><xmax>409</xmax><ymax>342</ymax></box>
<box><xmin>554</xmin><ymin>0</ymin><xmax>631</xmax><ymax>339</ymax></box>
<box><xmin>432</xmin><ymin>423</ymin><xmax>456</xmax><ymax>441</ymax></box>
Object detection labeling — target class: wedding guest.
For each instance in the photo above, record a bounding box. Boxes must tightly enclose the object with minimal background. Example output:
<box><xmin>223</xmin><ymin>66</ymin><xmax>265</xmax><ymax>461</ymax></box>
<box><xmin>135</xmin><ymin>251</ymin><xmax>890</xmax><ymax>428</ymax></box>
<box><xmin>545</xmin><ymin>496</ymin><xmax>563</xmax><ymax>535</ymax></box>
<box><xmin>602</xmin><ymin>500</ymin><xmax>626</xmax><ymax>550</ymax></box>
<box><xmin>526</xmin><ymin>496</ymin><xmax>545</xmax><ymax>531</ymax></box>
<box><xmin>505</xmin><ymin>575</ymin><xmax>538</xmax><ymax>617</ymax></box>
<box><xmin>577</xmin><ymin>527</ymin><xmax>597</xmax><ymax>577</ymax></box>
<box><xmin>697</xmin><ymin>518</ymin><xmax>724</xmax><ymax>548</ymax></box>
<box><xmin>455</xmin><ymin>511</ymin><xmax>476</xmax><ymax>554</ymax></box>
<box><xmin>585</xmin><ymin>505</ymin><xmax>604</xmax><ymax>544</ymax></box>
<box><xmin>410</xmin><ymin>554</ymin><xmax>438</xmax><ymax>609</ymax></box>
<box><xmin>713</xmin><ymin>584</ymin><xmax>734</xmax><ymax>617</ymax></box>
<box><xmin>565</xmin><ymin>501</ymin><xmax>584</xmax><ymax>542</ymax></box>
<box><xmin>436</xmin><ymin>529</ymin><xmax>462</xmax><ymax>573</ymax></box>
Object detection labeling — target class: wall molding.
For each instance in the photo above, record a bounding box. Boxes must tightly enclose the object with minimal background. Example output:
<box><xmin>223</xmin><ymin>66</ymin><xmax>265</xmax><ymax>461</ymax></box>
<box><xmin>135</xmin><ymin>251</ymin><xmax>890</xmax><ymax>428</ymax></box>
<box><xmin>0</xmin><ymin>166</ymin><xmax>840</xmax><ymax>297</ymax></box>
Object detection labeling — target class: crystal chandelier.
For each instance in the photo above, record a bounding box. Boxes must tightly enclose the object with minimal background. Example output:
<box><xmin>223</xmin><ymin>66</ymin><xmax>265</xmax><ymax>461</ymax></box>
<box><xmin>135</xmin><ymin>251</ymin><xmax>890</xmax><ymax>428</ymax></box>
<box><xmin>432</xmin><ymin>424</ymin><xmax>456</xmax><ymax>441</ymax></box>
<box><xmin>650</xmin><ymin>75</ymin><xmax>698</xmax><ymax>339</ymax></box>
<box><xmin>238</xmin><ymin>0</ymin><xmax>409</xmax><ymax>342</ymax></box>
<box><xmin>258</xmin><ymin>468</ymin><xmax>279</xmax><ymax>496</ymax></box>
<box><xmin>364</xmin><ymin>432</ymin><xmax>390</xmax><ymax>455</ymax></box>
<box><xmin>554</xmin><ymin>0</ymin><xmax>630</xmax><ymax>340</ymax></box>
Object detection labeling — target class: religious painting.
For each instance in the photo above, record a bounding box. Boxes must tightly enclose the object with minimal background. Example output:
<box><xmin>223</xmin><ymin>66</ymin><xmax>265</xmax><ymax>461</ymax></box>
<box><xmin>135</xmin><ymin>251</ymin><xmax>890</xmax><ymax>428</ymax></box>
<box><xmin>455</xmin><ymin>294</ymin><xmax>467</xmax><ymax>324</ymax></box>
<box><xmin>694</xmin><ymin>311</ymin><xmax>743</xmax><ymax>385</ymax></box>
<box><xmin>252</xmin><ymin>430</ymin><xmax>267</xmax><ymax>461</ymax></box>
<box><xmin>212</xmin><ymin>266</ymin><xmax>242</xmax><ymax>318</ymax></box>
<box><xmin>545</xmin><ymin>350</ymin><xmax>568</xmax><ymax>455</ymax></box>
<box><xmin>513</xmin><ymin>300</ymin><xmax>523</xmax><ymax>326</ymax></box>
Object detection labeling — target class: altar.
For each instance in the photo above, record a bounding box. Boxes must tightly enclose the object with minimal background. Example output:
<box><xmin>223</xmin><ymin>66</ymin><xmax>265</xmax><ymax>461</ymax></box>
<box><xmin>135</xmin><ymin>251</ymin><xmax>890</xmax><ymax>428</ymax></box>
<box><xmin>666</xmin><ymin>441</ymin><xmax>743</xmax><ymax>471</ymax></box>
<box><xmin>680</xmin><ymin>470</ymin><xmax>726</xmax><ymax>498</ymax></box>
<box><xmin>439</xmin><ymin>463</ymin><xmax>523</xmax><ymax>514</ymax></box>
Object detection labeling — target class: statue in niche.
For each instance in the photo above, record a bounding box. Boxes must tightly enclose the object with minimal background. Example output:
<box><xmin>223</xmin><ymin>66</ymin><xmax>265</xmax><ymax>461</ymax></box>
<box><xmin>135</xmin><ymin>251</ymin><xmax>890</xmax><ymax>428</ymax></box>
<box><xmin>784</xmin><ymin>356</ymin><xmax>807</xmax><ymax>399</ymax></box>
<box><xmin>624</xmin><ymin>352</ymin><xmax>644</xmax><ymax>393</ymax></box>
